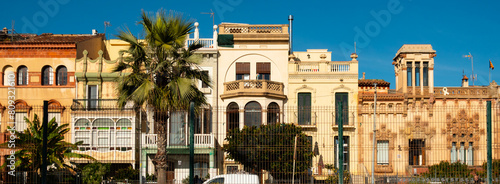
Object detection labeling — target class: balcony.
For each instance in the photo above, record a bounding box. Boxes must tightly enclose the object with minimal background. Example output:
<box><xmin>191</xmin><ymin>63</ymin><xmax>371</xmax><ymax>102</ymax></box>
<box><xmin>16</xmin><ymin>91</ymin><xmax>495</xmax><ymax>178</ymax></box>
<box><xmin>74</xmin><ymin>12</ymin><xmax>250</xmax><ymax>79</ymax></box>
<box><xmin>70</xmin><ymin>99</ymin><xmax>134</xmax><ymax>111</ymax></box>
<box><xmin>141</xmin><ymin>133</ymin><xmax>215</xmax><ymax>149</ymax></box>
<box><xmin>220</xmin><ymin>80</ymin><xmax>286</xmax><ymax>100</ymax></box>
<box><xmin>219</xmin><ymin>24</ymin><xmax>288</xmax><ymax>34</ymax></box>
<box><xmin>290</xmin><ymin>61</ymin><xmax>357</xmax><ymax>74</ymax></box>
<box><xmin>186</xmin><ymin>38</ymin><xmax>215</xmax><ymax>49</ymax></box>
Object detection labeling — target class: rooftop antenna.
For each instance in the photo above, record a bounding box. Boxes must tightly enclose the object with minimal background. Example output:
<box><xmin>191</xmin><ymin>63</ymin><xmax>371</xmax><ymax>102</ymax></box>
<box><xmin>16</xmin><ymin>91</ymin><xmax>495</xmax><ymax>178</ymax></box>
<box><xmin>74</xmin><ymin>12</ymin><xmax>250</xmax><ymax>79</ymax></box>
<box><xmin>464</xmin><ymin>52</ymin><xmax>476</xmax><ymax>86</ymax></box>
<box><xmin>354</xmin><ymin>42</ymin><xmax>357</xmax><ymax>53</ymax></box>
<box><xmin>11</xmin><ymin>20</ymin><xmax>15</xmax><ymax>42</ymax></box>
<box><xmin>104</xmin><ymin>21</ymin><xmax>111</xmax><ymax>39</ymax></box>
<box><xmin>201</xmin><ymin>9</ymin><xmax>215</xmax><ymax>28</ymax></box>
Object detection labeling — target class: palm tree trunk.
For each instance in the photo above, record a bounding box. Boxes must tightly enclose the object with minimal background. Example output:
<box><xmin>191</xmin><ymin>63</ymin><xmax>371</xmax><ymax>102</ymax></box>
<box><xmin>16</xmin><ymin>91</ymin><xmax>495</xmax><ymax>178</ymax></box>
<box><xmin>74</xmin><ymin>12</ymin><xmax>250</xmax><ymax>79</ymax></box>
<box><xmin>154</xmin><ymin>111</ymin><xmax>169</xmax><ymax>184</ymax></box>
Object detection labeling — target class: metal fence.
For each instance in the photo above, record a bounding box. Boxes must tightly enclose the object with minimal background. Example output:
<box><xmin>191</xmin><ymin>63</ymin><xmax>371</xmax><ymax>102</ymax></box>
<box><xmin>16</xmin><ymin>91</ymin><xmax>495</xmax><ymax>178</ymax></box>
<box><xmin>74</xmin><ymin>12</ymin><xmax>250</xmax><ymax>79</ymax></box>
<box><xmin>1</xmin><ymin>103</ymin><xmax>499</xmax><ymax>183</ymax></box>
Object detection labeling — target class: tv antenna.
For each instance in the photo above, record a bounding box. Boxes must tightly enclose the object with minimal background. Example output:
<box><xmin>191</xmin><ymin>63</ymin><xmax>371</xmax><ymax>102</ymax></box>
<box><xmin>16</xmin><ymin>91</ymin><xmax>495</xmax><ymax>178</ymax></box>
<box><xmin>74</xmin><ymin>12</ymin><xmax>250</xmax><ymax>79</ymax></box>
<box><xmin>201</xmin><ymin>9</ymin><xmax>215</xmax><ymax>27</ymax></box>
<box><xmin>104</xmin><ymin>21</ymin><xmax>111</xmax><ymax>38</ymax></box>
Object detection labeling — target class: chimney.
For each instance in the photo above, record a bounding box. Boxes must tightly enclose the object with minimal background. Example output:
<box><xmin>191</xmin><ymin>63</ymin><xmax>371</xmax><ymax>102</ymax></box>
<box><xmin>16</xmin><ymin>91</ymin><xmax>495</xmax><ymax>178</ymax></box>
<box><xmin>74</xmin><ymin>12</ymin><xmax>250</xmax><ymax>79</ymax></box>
<box><xmin>462</xmin><ymin>75</ymin><xmax>469</xmax><ymax>87</ymax></box>
<box><xmin>288</xmin><ymin>15</ymin><xmax>293</xmax><ymax>55</ymax></box>
<box><xmin>92</xmin><ymin>29</ymin><xmax>97</xmax><ymax>35</ymax></box>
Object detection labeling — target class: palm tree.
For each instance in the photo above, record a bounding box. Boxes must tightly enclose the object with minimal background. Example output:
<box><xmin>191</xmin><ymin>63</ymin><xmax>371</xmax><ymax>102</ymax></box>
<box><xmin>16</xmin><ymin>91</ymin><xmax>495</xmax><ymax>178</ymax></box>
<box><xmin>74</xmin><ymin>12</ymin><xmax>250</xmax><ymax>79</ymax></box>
<box><xmin>114</xmin><ymin>10</ymin><xmax>210</xmax><ymax>184</ymax></box>
<box><xmin>1</xmin><ymin>114</ymin><xmax>94</xmax><ymax>181</ymax></box>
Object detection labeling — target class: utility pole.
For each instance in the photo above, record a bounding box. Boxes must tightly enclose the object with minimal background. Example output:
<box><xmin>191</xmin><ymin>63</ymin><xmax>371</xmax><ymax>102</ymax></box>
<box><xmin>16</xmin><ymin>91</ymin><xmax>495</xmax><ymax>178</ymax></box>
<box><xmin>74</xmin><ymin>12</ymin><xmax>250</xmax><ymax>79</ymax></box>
<box><xmin>338</xmin><ymin>101</ymin><xmax>344</xmax><ymax>184</ymax></box>
<box><xmin>372</xmin><ymin>83</ymin><xmax>377</xmax><ymax>184</ymax></box>
<box><xmin>42</xmin><ymin>101</ymin><xmax>49</xmax><ymax>184</ymax></box>
<box><xmin>189</xmin><ymin>102</ymin><xmax>195</xmax><ymax>184</ymax></box>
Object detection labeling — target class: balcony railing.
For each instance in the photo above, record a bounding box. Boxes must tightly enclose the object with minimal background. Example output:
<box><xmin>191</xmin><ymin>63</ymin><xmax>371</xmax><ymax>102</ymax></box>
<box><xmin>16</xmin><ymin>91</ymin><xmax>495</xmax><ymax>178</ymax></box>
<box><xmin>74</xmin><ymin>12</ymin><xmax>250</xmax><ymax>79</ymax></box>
<box><xmin>186</xmin><ymin>38</ymin><xmax>215</xmax><ymax>48</ymax></box>
<box><xmin>291</xmin><ymin>61</ymin><xmax>356</xmax><ymax>73</ymax></box>
<box><xmin>141</xmin><ymin>133</ymin><xmax>215</xmax><ymax>148</ymax></box>
<box><xmin>220</xmin><ymin>24</ymin><xmax>288</xmax><ymax>34</ymax></box>
<box><xmin>433</xmin><ymin>87</ymin><xmax>489</xmax><ymax>98</ymax></box>
<box><xmin>221</xmin><ymin>80</ymin><xmax>285</xmax><ymax>99</ymax></box>
<box><xmin>71</xmin><ymin>99</ymin><xmax>134</xmax><ymax>111</ymax></box>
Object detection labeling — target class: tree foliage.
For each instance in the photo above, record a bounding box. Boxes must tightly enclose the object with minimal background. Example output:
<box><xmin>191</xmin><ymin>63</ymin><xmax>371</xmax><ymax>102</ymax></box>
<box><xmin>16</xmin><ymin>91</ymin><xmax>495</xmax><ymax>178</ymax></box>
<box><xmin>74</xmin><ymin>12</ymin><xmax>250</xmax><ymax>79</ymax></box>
<box><xmin>1</xmin><ymin>114</ymin><xmax>94</xmax><ymax>174</ymax></box>
<box><xmin>223</xmin><ymin>124</ymin><xmax>313</xmax><ymax>179</ymax></box>
<box><xmin>114</xmin><ymin>9</ymin><xmax>210</xmax><ymax>184</ymax></box>
<box><xmin>82</xmin><ymin>162</ymin><xmax>110</xmax><ymax>184</ymax></box>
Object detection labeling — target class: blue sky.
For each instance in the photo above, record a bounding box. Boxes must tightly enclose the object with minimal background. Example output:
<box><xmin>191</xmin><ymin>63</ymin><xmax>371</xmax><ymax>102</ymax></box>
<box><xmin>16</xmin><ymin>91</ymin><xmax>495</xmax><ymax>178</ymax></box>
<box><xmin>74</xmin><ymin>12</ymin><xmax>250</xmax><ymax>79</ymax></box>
<box><xmin>2</xmin><ymin>0</ymin><xmax>499</xmax><ymax>87</ymax></box>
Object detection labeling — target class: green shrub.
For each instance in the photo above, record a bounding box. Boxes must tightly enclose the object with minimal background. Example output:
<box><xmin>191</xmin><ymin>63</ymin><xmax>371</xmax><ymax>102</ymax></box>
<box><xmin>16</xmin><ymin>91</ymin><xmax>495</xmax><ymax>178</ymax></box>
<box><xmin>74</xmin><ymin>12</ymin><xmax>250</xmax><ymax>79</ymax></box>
<box><xmin>114</xmin><ymin>166</ymin><xmax>139</xmax><ymax>180</ymax></box>
<box><xmin>82</xmin><ymin>162</ymin><xmax>110</xmax><ymax>184</ymax></box>
<box><xmin>422</xmin><ymin>161</ymin><xmax>471</xmax><ymax>179</ymax></box>
<box><xmin>324</xmin><ymin>164</ymin><xmax>351</xmax><ymax>184</ymax></box>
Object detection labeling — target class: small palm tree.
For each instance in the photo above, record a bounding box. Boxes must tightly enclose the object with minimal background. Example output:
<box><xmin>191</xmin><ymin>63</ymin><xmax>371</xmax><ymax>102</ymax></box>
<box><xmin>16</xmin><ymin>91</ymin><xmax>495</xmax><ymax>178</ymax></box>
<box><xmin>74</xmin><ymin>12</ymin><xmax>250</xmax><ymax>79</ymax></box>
<box><xmin>114</xmin><ymin>9</ymin><xmax>210</xmax><ymax>184</ymax></box>
<box><xmin>2</xmin><ymin>114</ymin><xmax>94</xmax><ymax>181</ymax></box>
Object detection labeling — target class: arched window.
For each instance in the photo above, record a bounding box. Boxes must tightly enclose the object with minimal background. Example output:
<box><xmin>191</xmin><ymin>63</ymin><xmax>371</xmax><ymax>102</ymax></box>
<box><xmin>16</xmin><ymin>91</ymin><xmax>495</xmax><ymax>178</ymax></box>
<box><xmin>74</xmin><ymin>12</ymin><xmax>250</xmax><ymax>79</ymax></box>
<box><xmin>2</xmin><ymin>65</ymin><xmax>14</xmax><ymax>86</ymax></box>
<box><xmin>17</xmin><ymin>66</ymin><xmax>28</xmax><ymax>85</ymax></box>
<box><xmin>116</xmin><ymin>119</ymin><xmax>132</xmax><ymax>150</ymax></box>
<box><xmin>267</xmin><ymin>102</ymin><xmax>280</xmax><ymax>125</ymax></box>
<box><xmin>75</xmin><ymin>119</ymin><xmax>91</xmax><ymax>151</ymax></box>
<box><xmin>226</xmin><ymin>102</ymin><xmax>239</xmax><ymax>133</ymax></box>
<box><xmin>93</xmin><ymin>118</ymin><xmax>114</xmax><ymax>152</ymax></box>
<box><xmin>42</xmin><ymin>66</ymin><xmax>53</xmax><ymax>85</ymax></box>
<box><xmin>244</xmin><ymin>101</ymin><xmax>261</xmax><ymax>127</ymax></box>
<box><xmin>56</xmin><ymin>66</ymin><xmax>67</xmax><ymax>85</ymax></box>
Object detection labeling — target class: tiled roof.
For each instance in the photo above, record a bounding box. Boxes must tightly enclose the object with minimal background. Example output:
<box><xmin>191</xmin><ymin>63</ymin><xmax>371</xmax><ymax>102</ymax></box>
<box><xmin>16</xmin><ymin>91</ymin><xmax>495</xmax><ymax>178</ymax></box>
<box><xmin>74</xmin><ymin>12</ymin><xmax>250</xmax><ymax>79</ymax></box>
<box><xmin>0</xmin><ymin>33</ymin><xmax>104</xmax><ymax>44</ymax></box>
<box><xmin>358</xmin><ymin>79</ymin><xmax>390</xmax><ymax>87</ymax></box>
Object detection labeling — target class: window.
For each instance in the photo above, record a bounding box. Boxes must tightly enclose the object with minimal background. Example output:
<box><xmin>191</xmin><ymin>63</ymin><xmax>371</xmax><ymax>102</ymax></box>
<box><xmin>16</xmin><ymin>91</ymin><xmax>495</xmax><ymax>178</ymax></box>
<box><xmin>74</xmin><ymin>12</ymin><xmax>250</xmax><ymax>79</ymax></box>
<box><xmin>409</xmin><ymin>139</ymin><xmax>425</xmax><ymax>165</ymax></box>
<box><xmin>236</xmin><ymin>62</ymin><xmax>250</xmax><ymax>80</ymax></box>
<box><xmin>227</xmin><ymin>103</ymin><xmax>239</xmax><ymax>133</ymax></box>
<box><xmin>226</xmin><ymin>166</ymin><xmax>238</xmax><ymax>174</ymax></box>
<box><xmin>169</xmin><ymin>112</ymin><xmax>186</xmax><ymax>146</ymax></box>
<box><xmin>407</xmin><ymin>62</ymin><xmax>412</xmax><ymax>87</ymax></box>
<box><xmin>15</xmin><ymin>112</ymin><xmax>28</xmax><ymax>132</ymax></box>
<box><xmin>87</xmin><ymin>85</ymin><xmax>98</xmax><ymax>110</ymax></box>
<box><xmin>207</xmin><ymin>178</ymin><xmax>224</xmax><ymax>184</ymax></box>
<box><xmin>56</xmin><ymin>66</ymin><xmax>67</xmax><ymax>85</ymax></box>
<box><xmin>3</xmin><ymin>66</ymin><xmax>14</xmax><ymax>86</ymax></box>
<box><xmin>335</xmin><ymin>93</ymin><xmax>349</xmax><ymax>125</ymax></box>
<box><xmin>467</xmin><ymin>142</ymin><xmax>473</xmax><ymax>165</ymax></box>
<box><xmin>244</xmin><ymin>101</ymin><xmax>261</xmax><ymax>127</ymax></box>
<box><xmin>257</xmin><ymin>62</ymin><xmax>270</xmax><ymax>80</ymax></box>
<box><xmin>451</xmin><ymin>142</ymin><xmax>457</xmax><ymax>163</ymax></box>
<box><xmin>201</xmin><ymin>71</ymin><xmax>209</xmax><ymax>88</ymax></box>
<box><xmin>459</xmin><ymin>142</ymin><xmax>465</xmax><ymax>164</ymax></box>
<box><xmin>42</xmin><ymin>66</ymin><xmax>53</xmax><ymax>86</ymax></box>
<box><xmin>75</xmin><ymin>119</ymin><xmax>91</xmax><ymax>151</ymax></box>
<box><xmin>74</xmin><ymin>118</ymin><xmax>132</xmax><ymax>152</ymax></box>
<box><xmin>17</xmin><ymin>66</ymin><xmax>28</xmax><ymax>85</ymax></box>
<box><xmin>415</xmin><ymin>63</ymin><xmax>420</xmax><ymax>86</ymax></box>
<box><xmin>334</xmin><ymin>136</ymin><xmax>350</xmax><ymax>170</ymax></box>
<box><xmin>116</xmin><ymin>119</ymin><xmax>132</xmax><ymax>150</ymax></box>
<box><xmin>423</xmin><ymin>62</ymin><xmax>428</xmax><ymax>86</ymax></box>
<box><xmin>298</xmin><ymin>93</ymin><xmax>311</xmax><ymax>125</ymax></box>
<box><xmin>267</xmin><ymin>102</ymin><xmax>280</xmax><ymax>125</ymax></box>
<box><xmin>48</xmin><ymin>112</ymin><xmax>60</xmax><ymax>125</ymax></box>
<box><xmin>377</xmin><ymin>140</ymin><xmax>389</xmax><ymax>165</ymax></box>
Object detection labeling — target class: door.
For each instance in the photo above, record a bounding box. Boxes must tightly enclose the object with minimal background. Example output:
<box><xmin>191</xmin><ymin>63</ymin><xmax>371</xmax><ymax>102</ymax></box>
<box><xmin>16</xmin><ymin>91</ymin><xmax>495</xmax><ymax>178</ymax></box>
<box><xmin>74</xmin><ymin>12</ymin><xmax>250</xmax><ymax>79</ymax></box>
<box><xmin>335</xmin><ymin>136</ymin><xmax>350</xmax><ymax>171</ymax></box>
<box><xmin>298</xmin><ymin>93</ymin><xmax>311</xmax><ymax>125</ymax></box>
<box><xmin>409</xmin><ymin>139</ymin><xmax>425</xmax><ymax>165</ymax></box>
<box><xmin>335</xmin><ymin>93</ymin><xmax>349</xmax><ymax>125</ymax></box>
<box><xmin>87</xmin><ymin>85</ymin><xmax>98</xmax><ymax>110</ymax></box>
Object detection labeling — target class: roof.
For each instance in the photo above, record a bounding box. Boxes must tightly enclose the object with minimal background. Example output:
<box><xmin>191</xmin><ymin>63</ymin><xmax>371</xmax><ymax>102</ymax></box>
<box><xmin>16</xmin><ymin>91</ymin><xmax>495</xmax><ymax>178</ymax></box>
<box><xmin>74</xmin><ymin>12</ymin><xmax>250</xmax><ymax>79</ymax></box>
<box><xmin>462</xmin><ymin>75</ymin><xmax>469</xmax><ymax>80</ymax></box>
<box><xmin>359</xmin><ymin>79</ymin><xmax>390</xmax><ymax>87</ymax></box>
<box><xmin>0</xmin><ymin>33</ymin><xmax>104</xmax><ymax>44</ymax></box>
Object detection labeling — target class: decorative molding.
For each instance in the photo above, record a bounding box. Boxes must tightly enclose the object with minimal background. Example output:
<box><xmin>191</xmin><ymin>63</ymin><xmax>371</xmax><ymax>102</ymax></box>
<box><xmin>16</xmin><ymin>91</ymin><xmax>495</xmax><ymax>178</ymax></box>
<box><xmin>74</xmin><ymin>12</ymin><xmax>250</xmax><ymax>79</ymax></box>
<box><xmin>289</xmin><ymin>74</ymin><xmax>358</xmax><ymax>80</ymax></box>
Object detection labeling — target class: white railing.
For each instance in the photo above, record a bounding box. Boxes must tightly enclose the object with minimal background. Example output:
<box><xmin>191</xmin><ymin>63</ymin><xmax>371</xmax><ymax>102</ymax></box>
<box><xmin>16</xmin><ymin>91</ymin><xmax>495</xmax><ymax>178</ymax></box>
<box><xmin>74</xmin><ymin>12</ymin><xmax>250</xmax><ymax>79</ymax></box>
<box><xmin>142</xmin><ymin>134</ymin><xmax>158</xmax><ymax>148</ymax></box>
<box><xmin>194</xmin><ymin>134</ymin><xmax>214</xmax><ymax>147</ymax></box>
<box><xmin>330</xmin><ymin>63</ymin><xmax>350</xmax><ymax>72</ymax></box>
<box><xmin>141</xmin><ymin>133</ymin><xmax>214</xmax><ymax>148</ymax></box>
<box><xmin>186</xmin><ymin>38</ymin><xmax>215</xmax><ymax>48</ymax></box>
<box><xmin>296</xmin><ymin>64</ymin><xmax>320</xmax><ymax>72</ymax></box>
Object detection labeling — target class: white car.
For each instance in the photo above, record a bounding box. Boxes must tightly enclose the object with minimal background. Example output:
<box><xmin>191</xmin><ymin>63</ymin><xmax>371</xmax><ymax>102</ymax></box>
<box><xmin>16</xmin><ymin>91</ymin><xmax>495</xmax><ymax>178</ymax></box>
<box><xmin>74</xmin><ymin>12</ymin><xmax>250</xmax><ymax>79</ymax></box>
<box><xmin>203</xmin><ymin>174</ymin><xmax>260</xmax><ymax>184</ymax></box>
